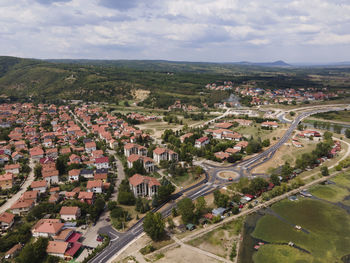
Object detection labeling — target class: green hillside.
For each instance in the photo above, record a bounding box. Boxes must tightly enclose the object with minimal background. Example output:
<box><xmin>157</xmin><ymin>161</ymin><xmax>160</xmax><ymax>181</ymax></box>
<box><xmin>0</xmin><ymin>56</ymin><xmax>349</xmax><ymax>107</ymax></box>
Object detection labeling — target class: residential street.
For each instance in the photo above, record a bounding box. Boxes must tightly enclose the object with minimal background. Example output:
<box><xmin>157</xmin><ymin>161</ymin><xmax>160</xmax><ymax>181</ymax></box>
<box><xmin>0</xmin><ymin>159</ymin><xmax>36</xmax><ymax>214</ymax></box>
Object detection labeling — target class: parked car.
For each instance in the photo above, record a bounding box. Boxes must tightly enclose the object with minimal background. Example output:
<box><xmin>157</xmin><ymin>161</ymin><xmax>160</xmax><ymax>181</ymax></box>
<box><xmin>106</xmin><ymin>218</ymin><xmax>111</xmax><ymax>222</ymax></box>
<box><xmin>96</xmin><ymin>235</ymin><xmax>104</xmax><ymax>242</ymax></box>
<box><xmin>228</xmin><ymin>177</ymin><xmax>233</xmax><ymax>181</ymax></box>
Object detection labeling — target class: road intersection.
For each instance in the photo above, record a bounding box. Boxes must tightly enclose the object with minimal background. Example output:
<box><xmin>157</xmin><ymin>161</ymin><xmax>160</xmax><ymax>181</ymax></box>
<box><xmin>89</xmin><ymin>105</ymin><xmax>348</xmax><ymax>263</ymax></box>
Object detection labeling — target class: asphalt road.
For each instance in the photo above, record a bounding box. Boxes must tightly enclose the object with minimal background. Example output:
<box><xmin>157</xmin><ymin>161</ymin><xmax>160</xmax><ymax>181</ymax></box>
<box><xmin>89</xmin><ymin>105</ymin><xmax>347</xmax><ymax>263</ymax></box>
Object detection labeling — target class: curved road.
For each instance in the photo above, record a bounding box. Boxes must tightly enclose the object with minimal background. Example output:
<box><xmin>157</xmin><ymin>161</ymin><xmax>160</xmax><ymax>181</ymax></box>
<box><xmin>89</xmin><ymin>105</ymin><xmax>347</xmax><ymax>263</ymax></box>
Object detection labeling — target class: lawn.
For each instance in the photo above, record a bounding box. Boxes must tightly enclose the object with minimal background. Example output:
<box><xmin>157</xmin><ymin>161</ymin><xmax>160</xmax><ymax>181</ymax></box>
<box><xmin>252</xmin><ymin>199</ymin><xmax>350</xmax><ymax>263</ymax></box>
<box><xmin>253</xmin><ymin>244</ymin><xmax>313</xmax><ymax>263</ymax></box>
<box><xmin>332</xmin><ymin>173</ymin><xmax>350</xmax><ymax>188</ymax></box>
<box><xmin>309</xmin><ymin>184</ymin><xmax>349</xmax><ymax>203</ymax></box>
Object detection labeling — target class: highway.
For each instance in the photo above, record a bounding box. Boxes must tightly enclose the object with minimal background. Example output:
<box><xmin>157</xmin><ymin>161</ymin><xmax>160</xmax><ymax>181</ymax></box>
<box><xmin>89</xmin><ymin>105</ymin><xmax>347</xmax><ymax>263</ymax></box>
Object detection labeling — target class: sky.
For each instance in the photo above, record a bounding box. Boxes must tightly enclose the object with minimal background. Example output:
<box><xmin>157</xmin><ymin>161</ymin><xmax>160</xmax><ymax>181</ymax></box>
<box><xmin>1</xmin><ymin>0</ymin><xmax>350</xmax><ymax>63</ymax></box>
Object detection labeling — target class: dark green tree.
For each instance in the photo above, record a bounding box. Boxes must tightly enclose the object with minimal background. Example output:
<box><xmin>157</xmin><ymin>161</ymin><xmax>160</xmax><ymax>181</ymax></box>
<box><xmin>143</xmin><ymin>212</ymin><xmax>165</xmax><ymax>241</ymax></box>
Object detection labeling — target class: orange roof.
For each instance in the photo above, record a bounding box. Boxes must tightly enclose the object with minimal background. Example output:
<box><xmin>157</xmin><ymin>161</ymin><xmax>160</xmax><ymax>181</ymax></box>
<box><xmin>68</xmin><ymin>169</ymin><xmax>80</xmax><ymax>176</ymax></box>
<box><xmin>32</xmin><ymin>219</ymin><xmax>64</xmax><ymax>235</ymax></box>
<box><xmin>31</xmin><ymin>180</ymin><xmax>47</xmax><ymax>189</ymax></box>
<box><xmin>60</xmin><ymin>206</ymin><xmax>80</xmax><ymax>215</ymax></box>
<box><xmin>21</xmin><ymin>190</ymin><xmax>39</xmax><ymax>200</ymax></box>
<box><xmin>11</xmin><ymin>199</ymin><xmax>34</xmax><ymax>209</ymax></box>
<box><xmin>129</xmin><ymin>174</ymin><xmax>160</xmax><ymax>187</ymax></box>
<box><xmin>127</xmin><ymin>154</ymin><xmax>142</xmax><ymax>163</ymax></box>
<box><xmin>42</xmin><ymin>169</ymin><xmax>59</xmax><ymax>178</ymax></box>
<box><xmin>214</xmin><ymin>122</ymin><xmax>233</xmax><ymax>129</ymax></box>
<box><xmin>0</xmin><ymin>212</ymin><xmax>15</xmax><ymax>224</ymax></box>
<box><xmin>5</xmin><ymin>164</ymin><xmax>20</xmax><ymax>170</ymax></box>
<box><xmin>46</xmin><ymin>241</ymin><xmax>68</xmax><ymax>255</ymax></box>
<box><xmin>0</xmin><ymin>173</ymin><xmax>13</xmax><ymax>182</ymax></box>
<box><xmin>153</xmin><ymin>147</ymin><xmax>166</xmax><ymax>155</ymax></box>
<box><xmin>78</xmin><ymin>191</ymin><xmax>94</xmax><ymax>199</ymax></box>
<box><xmin>86</xmin><ymin>180</ymin><xmax>103</xmax><ymax>189</ymax></box>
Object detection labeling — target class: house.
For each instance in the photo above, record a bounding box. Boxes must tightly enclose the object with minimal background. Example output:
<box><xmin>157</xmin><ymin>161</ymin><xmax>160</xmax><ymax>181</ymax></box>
<box><xmin>80</xmin><ymin>169</ymin><xmax>94</xmax><ymax>179</ymax></box>
<box><xmin>68</xmin><ymin>169</ymin><xmax>80</xmax><ymax>182</ymax></box>
<box><xmin>30</xmin><ymin>147</ymin><xmax>44</xmax><ymax>160</ymax></box>
<box><xmin>292</xmin><ymin>141</ymin><xmax>303</xmax><ymax>148</ymax></box>
<box><xmin>4</xmin><ymin>243</ymin><xmax>22</xmax><ymax>259</ymax></box>
<box><xmin>214</xmin><ymin>151</ymin><xmax>230</xmax><ymax>161</ymax></box>
<box><xmin>0</xmin><ymin>173</ymin><xmax>14</xmax><ymax>189</ymax></box>
<box><xmin>129</xmin><ymin>174</ymin><xmax>160</xmax><ymax>197</ymax></box>
<box><xmin>42</xmin><ymin>169</ymin><xmax>59</xmax><ymax>185</ymax></box>
<box><xmin>11</xmin><ymin>152</ymin><xmax>23</xmax><ymax>162</ymax></box>
<box><xmin>94</xmin><ymin>173</ymin><xmax>107</xmax><ymax>182</ymax></box>
<box><xmin>49</xmin><ymin>193</ymin><xmax>60</xmax><ymax>203</ymax></box>
<box><xmin>222</xmin><ymin>132</ymin><xmax>242</xmax><ymax>141</ymax></box>
<box><xmin>46</xmin><ymin>241</ymin><xmax>68</xmax><ymax>258</ymax></box>
<box><xmin>86</xmin><ymin>180</ymin><xmax>103</xmax><ymax>193</ymax></box>
<box><xmin>10</xmin><ymin>199</ymin><xmax>34</xmax><ymax>215</ymax></box>
<box><xmin>195</xmin><ymin>137</ymin><xmax>210</xmax><ymax>148</ymax></box>
<box><xmin>69</xmin><ymin>154</ymin><xmax>81</xmax><ymax>164</ymax></box>
<box><xmin>0</xmin><ymin>212</ymin><xmax>15</xmax><ymax>231</ymax></box>
<box><xmin>95</xmin><ymin>157</ymin><xmax>109</xmax><ymax>169</ymax></box>
<box><xmin>78</xmin><ymin>191</ymin><xmax>94</xmax><ymax>205</ymax></box>
<box><xmin>5</xmin><ymin>164</ymin><xmax>20</xmax><ymax>174</ymax></box>
<box><xmin>31</xmin><ymin>180</ymin><xmax>47</xmax><ymax>193</ymax></box>
<box><xmin>127</xmin><ymin>155</ymin><xmax>155</xmax><ymax>173</ymax></box>
<box><xmin>212</xmin><ymin>207</ymin><xmax>227</xmax><ymax>217</ymax></box>
<box><xmin>261</xmin><ymin>121</ymin><xmax>279</xmax><ymax>128</ymax></box>
<box><xmin>180</xmin><ymin>133</ymin><xmax>193</xmax><ymax>143</ymax></box>
<box><xmin>60</xmin><ymin>206</ymin><xmax>81</xmax><ymax>221</ymax></box>
<box><xmin>32</xmin><ymin>219</ymin><xmax>64</xmax><ymax>238</ymax></box>
<box><xmin>85</xmin><ymin>141</ymin><xmax>96</xmax><ymax>154</ymax></box>
<box><xmin>214</xmin><ymin>122</ymin><xmax>233</xmax><ymax>129</ymax></box>
<box><xmin>21</xmin><ymin>190</ymin><xmax>39</xmax><ymax>203</ymax></box>
<box><xmin>124</xmin><ymin>143</ymin><xmax>147</xmax><ymax>157</ymax></box>
<box><xmin>299</xmin><ymin>130</ymin><xmax>321</xmax><ymax>138</ymax></box>
<box><xmin>225</xmin><ymin>148</ymin><xmax>240</xmax><ymax>155</ymax></box>
<box><xmin>46</xmin><ymin>148</ymin><xmax>58</xmax><ymax>159</ymax></box>
<box><xmin>234</xmin><ymin>141</ymin><xmax>249</xmax><ymax>151</ymax></box>
<box><xmin>153</xmin><ymin>147</ymin><xmax>178</xmax><ymax>164</ymax></box>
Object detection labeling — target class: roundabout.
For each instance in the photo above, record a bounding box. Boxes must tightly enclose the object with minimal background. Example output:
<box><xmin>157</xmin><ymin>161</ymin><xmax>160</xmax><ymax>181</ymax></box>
<box><xmin>217</xmin><ymin>170</ymin><xmax>240</xmax><ymax>181</ymax></box>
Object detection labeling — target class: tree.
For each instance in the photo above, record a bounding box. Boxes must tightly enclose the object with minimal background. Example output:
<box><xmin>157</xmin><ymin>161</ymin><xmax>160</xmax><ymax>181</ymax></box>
<box><xmin>17</xmin><ymin>237</ymin><xmax>48</xmax><ymax>263</ymax></box>
<box><xmin>34</xmin><ymin>164</ymin><xmax>42</xmax><ymax>178</ymax></box>
<box><xmin>157</xmin><ymin>178</ymin><xmax>175</xmax><ymax>203</ymax></box>
<box><xmin>321</xmin><ymin>166</ymin><xmax>329</xmax><ymax>177</ymax></box>
<box><xmin>323</xmin><ymin>131</ymin><xmax>333</xmax><ymax>141</ymax></box>
<box><xmin>345</xmin><ymin>129</ymin><xmax>350</xmax><ymax>139</ymax></box>
<box><xmin>143</xmin><ymin>212</ymin><xmax>165</xmax><ymax>241</ymax></box>
<box><xmin>195</xmin><ymin>196</ymin><xmax>207</xmax><ymax>215</ymax></box>
<box><xmin>213</xmin><ymin>190</ymin><xmax>229</xmax><ymax>208</ymax></box>
<box><xmin>177</xmin><ymin>198</ymin><xmax>195</xmax><ymax>224</ymax></box>
<box><xmin>270</xmin><ymin>174</ymin><xmax>280</xmax><ymax>186</ymax></box>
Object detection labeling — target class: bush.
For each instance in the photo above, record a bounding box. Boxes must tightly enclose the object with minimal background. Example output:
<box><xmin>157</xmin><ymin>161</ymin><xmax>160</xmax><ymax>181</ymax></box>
<box><xmin>140</xmin><ymin>244</ymin><xmax>155</xmax><ymax>255</ymax></box>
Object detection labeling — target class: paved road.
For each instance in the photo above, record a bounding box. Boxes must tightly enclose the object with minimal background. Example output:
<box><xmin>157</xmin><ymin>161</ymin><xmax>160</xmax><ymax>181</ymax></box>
<box><xmin>0</xmin><ymin>159</ymin><xmax>36</xmax><ymax>214</ymax></box>
<box><xmin>89</xmin><ymin>105</ymin><xmax>347</xmax><ymax>263</ymax></box>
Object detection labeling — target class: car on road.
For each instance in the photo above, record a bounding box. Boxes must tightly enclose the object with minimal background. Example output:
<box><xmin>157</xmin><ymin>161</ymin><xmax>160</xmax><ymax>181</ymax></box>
<box><xmin>106</xmin><ymin>218</ymin><xmax>111</xmax><ymax>222</ymax></box>
<box><xmin>228</xmin><ymin>177</ymin><xmax>233</xmax><ymax>181</ymax></box>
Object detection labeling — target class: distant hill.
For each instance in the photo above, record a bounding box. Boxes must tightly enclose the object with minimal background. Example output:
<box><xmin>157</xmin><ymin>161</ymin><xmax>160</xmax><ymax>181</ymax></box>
<box><xmin>233</xmin><ymin>60</ymin><xmax>291</xmax><ymax>67</ymax></box>
<box><xmin>0</xmin><ymin>56</ymin><xmax>349</xmax><ymax>106</ymax></box>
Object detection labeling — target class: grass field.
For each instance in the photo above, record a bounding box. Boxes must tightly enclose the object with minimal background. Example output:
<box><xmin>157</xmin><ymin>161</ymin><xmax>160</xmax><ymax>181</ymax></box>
<box><xmin>312</xmin><ymin>110</ymin><xmax>350</xmax><ymax>123</ymax></box>
<box><xmin>253</xmin><ymin>244</ymin><xmax>313</xmax><ymax>263</ymax></box>
<box><xmin>252</xmin><ymin>199</ymin><xmax>350</xmax><ymax>263</ymax></box>
<box><xmin>309</xmin><ymin>184</ymin><xmax>349</xmax><ymax>203</ymax></box>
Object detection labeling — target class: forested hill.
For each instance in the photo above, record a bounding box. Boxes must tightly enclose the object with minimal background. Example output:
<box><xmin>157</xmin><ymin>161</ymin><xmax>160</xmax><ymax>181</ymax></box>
<box><xmin>0</xmin><ymin>56</ymin><xmax>349</xmax><ymax>107</ymax></box>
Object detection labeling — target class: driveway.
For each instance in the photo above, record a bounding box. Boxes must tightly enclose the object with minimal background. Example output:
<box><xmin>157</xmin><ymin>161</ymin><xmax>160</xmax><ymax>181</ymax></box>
<box><xmin>0</xmin><ymin>158</ymin><xmax>36</xmax><ymax>214</ymax></box>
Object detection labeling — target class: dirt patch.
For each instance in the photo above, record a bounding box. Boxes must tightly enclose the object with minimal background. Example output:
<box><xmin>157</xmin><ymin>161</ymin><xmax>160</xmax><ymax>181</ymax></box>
<box><xmin>156</xmin><ymin>245</ymin><xmax>221</xmax><ymax>263</ymax></box>
<box><xmin>131</xmin><ymin>89</ymin><xmax>150</xmax><ymax>102</ymax></box>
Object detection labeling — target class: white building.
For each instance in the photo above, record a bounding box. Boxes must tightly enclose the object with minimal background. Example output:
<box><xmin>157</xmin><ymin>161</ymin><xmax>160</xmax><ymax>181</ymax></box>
<box><xmin>129</xmin><ymin>174</ymin><xmax>160</xmax><ymax>197</ymax></box>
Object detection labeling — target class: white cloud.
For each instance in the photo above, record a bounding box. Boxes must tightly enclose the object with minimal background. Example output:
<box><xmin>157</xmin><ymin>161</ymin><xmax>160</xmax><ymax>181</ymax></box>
<box><xmin>0</xmin><ymin>0</ymin><xmax>349</xmax><ymax>62</ymax></box>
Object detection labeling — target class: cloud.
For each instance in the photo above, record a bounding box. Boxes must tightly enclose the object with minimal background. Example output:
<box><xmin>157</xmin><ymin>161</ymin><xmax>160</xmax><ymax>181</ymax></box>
<box><xmin>0</xmin><ymin>0</ymin><xmax>350</xmax><ymax>63</ymax></box>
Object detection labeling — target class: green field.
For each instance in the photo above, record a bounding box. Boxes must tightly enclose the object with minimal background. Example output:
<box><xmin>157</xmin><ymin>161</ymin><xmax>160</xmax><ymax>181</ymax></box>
<box><xmin>252</xmin><ymin>199</ymin><xmax>350</xmax><ymax>263</ymax></box>
<box><xmin>310</xmin><ymin>184</ymin><xmax>349</xmax><ymax>203</ymax></box>
<box><xmin>253</xmin><ymin>244</ymin><xmax>313</xmax><ymax>263</ymax></box>
<box><xmin>313</xmin><ymin>110</ymin><xmax>350</xmax><ymax>123</ymax></box>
